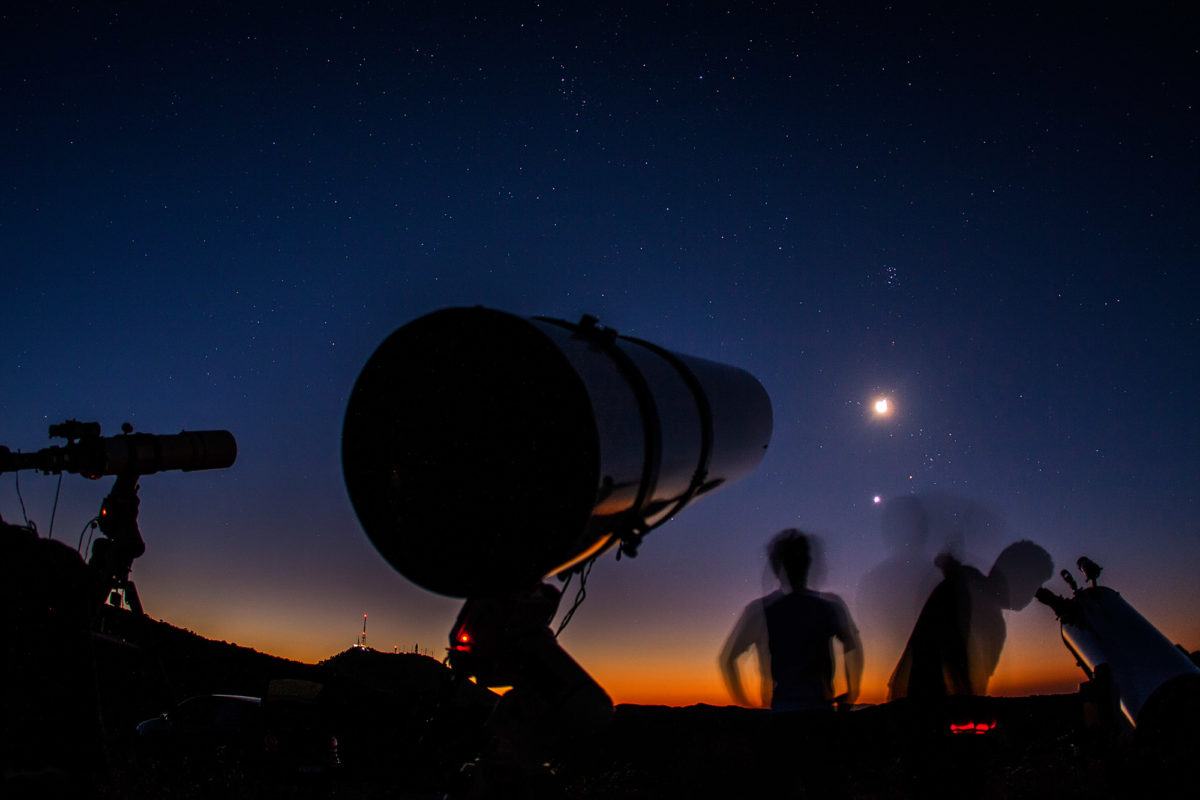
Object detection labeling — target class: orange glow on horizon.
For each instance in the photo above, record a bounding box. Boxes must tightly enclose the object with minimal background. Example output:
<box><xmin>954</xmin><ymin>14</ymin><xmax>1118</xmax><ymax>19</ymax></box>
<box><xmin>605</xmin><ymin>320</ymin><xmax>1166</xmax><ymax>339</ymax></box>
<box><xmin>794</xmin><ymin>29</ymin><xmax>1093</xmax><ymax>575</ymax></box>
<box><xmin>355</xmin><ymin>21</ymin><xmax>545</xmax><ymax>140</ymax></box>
<box><xmin>144</xmin><ymin>573</ymin><xmax>1198</xmax><ymax>709</ymax></box>
<box><xmin>180</xmin><ymin>613</ymin><xmax>1095</xmax><ymax>707</ymax></box>
<box><xmin>587</xmin><ymin>634</ymin><xmax>1089</xmax><ymax>707</ymax></box>
<box><xmin>146</xmin><ymin>597</ymin><xmax>1103</xmax><ymax>707</ymax></box>
<box><xmin>596</xmin><ymin>662</ymin><xmax>1085</xmax><ymax>708</ymax></box>
<box><xmin>146</xmin><ymin>622</ymin><xmax>1095</xmax><ymax>707</ymax></box>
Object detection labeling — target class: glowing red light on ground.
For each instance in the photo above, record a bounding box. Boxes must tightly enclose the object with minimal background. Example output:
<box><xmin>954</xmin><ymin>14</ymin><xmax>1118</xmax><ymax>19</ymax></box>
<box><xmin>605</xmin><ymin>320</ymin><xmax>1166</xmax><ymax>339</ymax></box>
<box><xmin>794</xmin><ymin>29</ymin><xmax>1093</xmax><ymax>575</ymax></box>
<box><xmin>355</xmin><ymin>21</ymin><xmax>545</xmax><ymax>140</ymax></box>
<box><xmin>949</xmin><ymin>720</ymin><xmax>997</xmax><ymax>734</ymax></box>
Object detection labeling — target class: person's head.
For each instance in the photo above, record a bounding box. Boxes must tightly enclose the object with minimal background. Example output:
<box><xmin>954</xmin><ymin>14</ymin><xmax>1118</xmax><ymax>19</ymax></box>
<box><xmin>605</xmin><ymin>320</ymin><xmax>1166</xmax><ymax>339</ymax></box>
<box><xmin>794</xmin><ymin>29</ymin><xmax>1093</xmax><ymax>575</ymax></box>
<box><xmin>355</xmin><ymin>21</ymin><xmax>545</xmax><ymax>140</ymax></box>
<box><xmin>768</xmin><ymin>529</ymin><xmax>812</xmax><ymax>591</ymax></box>
<box><xmin>989</xmin><ymin>540</ymin><xmax>1054</xmax><ymax>610</ymax></box>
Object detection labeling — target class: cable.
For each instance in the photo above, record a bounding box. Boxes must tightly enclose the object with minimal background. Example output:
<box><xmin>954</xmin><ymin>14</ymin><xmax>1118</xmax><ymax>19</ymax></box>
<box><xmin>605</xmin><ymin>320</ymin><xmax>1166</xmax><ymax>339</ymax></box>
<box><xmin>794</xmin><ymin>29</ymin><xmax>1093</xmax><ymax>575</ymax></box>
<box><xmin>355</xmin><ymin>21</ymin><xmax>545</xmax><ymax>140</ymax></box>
<box><xmin>558</xmin><ymin>569</ymin><xmax>574</xmax><ymax>599</ymax></box>
<box><xmin>14</xmin><ymin>464</ymin><xmax>32</xmax><ymax>527</ymax></box>
<box><xmin>47</xmin><ymin>472</ymin><xmax>63</xmax><ymax>539</ymax></box>
<box><xmin>78</xmin><ymin>517</ymin><xmax>99</xmax><ymax>555</ymax></box>
<box><xmin>555</xmin><ymin>556</ymin><xmax>597</xmax><ymax>638</ymax></box>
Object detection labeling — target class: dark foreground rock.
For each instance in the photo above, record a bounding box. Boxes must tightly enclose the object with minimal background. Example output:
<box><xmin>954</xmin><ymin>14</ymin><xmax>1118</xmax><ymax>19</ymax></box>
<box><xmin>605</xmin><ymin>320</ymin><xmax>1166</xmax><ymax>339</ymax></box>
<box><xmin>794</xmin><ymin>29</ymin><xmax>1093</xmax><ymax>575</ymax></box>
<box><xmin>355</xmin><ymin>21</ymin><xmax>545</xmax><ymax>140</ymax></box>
<box><xmin>104</xmin><ymin>693</ymin><xmax>1196</xmax><ymax>799</ymax></box>
<box><xmin>5</xmin><ymin>595</ymin><xmax>1193</xmax><ymax>799</ymax></box>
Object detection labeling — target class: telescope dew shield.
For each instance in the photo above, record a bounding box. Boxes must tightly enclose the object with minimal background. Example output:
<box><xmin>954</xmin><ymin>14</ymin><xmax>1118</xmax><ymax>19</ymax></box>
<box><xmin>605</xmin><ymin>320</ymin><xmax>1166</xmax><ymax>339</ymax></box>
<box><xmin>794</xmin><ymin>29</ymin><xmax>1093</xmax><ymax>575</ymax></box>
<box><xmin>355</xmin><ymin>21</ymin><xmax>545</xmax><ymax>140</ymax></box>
<box><xmin>93</xmin><ymin>430</ymin><xmax>238</xmax><ymax>476</ymax></box>
<box><xmin>342</xmin><ymin>307</ymin><xmax>773</xmax><ymax>597</ymax></box>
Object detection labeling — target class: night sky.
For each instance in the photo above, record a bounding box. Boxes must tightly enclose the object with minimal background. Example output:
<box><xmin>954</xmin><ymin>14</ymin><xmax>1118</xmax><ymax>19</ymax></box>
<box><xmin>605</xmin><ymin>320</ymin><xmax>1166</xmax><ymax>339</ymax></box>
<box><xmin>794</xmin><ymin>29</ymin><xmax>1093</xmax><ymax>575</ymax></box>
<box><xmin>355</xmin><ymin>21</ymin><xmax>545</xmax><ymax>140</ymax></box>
<box><xmin>2</xmin><ymin>2</ymin><xmax>1197</xmax><ymax>705</ymax></box>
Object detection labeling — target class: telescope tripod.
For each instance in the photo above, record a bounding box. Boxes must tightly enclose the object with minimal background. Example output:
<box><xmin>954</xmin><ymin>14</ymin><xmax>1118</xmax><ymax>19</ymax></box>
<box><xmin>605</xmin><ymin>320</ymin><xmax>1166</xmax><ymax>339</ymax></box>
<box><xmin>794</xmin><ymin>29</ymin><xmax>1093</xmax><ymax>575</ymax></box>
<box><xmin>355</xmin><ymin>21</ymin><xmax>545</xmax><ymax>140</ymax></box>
<box><xmin>88</xmin><ymin>472</ymin><xmax>147</xmax><ymax>621</ymax></box>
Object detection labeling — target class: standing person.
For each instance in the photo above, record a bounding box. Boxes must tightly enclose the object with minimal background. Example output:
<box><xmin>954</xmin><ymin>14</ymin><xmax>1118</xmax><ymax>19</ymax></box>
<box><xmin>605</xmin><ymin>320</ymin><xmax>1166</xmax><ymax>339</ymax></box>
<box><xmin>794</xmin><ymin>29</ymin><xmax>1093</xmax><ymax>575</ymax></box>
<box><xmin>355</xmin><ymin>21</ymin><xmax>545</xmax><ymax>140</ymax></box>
<box><xmin>720</xmin><ymin>529</ymin><xmax>863</xmax><ymax>711</ymax></box>
<box><xmin>855</xmin><ymin>495</ymin><xmax>942</xmax><ymax>691</ymax></box>
<box><xmin>887</xmin><ymin>540</ymin><xmax>1053</xmax><ymax>701</ymax></box>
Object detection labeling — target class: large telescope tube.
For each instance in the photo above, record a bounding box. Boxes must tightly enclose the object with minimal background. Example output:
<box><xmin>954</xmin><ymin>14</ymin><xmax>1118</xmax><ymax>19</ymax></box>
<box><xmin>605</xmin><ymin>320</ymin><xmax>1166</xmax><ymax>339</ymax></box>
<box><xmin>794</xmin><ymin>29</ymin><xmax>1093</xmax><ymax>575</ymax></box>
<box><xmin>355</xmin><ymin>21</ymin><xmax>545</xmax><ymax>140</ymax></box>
<box><xmin>342</xmin><ymin>307</ymin><xmax>772</xmax><ymax>597</ymax></box>
<box><xmin>1038</xmin><ymin>560</ymin><xmax>1200</xmax><ymax>732</ymax></box>
<box><xmin>1054</xmin><ymin>586</ymin><xmax>1199</xmax><ymax>729</ymax></box>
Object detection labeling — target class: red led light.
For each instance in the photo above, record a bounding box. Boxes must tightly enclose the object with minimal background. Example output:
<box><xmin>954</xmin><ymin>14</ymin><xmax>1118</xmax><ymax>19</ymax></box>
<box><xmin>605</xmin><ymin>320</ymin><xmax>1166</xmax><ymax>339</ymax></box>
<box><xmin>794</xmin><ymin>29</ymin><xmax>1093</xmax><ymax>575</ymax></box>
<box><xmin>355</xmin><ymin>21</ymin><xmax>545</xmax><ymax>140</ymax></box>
<box><xmin>949</xmin><ymin>719</ymin><xmax>997</xmax><ymax>734</ymax></box>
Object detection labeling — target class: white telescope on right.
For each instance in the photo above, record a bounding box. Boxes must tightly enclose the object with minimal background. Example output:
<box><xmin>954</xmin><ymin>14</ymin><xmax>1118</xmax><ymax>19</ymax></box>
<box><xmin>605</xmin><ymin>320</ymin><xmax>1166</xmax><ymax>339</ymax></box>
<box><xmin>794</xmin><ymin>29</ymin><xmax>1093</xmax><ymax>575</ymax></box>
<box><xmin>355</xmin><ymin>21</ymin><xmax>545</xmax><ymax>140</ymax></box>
<box><xmin>1037</xmin><ymin>556</ymin><xmax>1200</xmax><ymax>734</ymax></box>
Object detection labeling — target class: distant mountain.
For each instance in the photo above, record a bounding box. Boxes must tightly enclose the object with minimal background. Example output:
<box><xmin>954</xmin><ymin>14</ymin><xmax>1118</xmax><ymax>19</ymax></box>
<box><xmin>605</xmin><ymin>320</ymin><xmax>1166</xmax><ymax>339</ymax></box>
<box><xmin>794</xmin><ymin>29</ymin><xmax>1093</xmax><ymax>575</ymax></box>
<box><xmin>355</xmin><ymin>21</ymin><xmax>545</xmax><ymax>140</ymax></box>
<box><xmin>120</xmin><ymin>614</ymin><xmax>497</xmax><ymax>715</ymax></box>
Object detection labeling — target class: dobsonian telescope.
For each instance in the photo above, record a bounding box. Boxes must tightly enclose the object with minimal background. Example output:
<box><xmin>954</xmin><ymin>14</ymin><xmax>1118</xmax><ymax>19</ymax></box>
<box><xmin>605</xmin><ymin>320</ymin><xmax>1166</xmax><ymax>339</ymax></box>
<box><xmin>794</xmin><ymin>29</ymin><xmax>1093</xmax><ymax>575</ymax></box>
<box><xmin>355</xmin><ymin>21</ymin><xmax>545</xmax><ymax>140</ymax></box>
<box><xmin>341</xmin><ymin>307</ymin><xmax>772</xmax><ymax>789</ymax></box>
<box><xmin>1</xmin><ymin>421</ymin><xmax>237</xmax><ymax>615</ymax></box>
<box><xmin>1037</xmin><ymin>556</ymin><xmax>1200</xmax><ymax>737</ymax></box>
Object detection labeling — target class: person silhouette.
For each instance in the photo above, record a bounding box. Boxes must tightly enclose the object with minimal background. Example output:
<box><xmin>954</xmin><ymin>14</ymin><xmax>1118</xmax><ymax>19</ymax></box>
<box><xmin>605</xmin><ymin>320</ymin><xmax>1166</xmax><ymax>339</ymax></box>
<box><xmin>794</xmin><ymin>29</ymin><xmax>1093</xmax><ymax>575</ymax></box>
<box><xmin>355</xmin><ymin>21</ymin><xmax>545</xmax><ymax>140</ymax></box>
<box><xmin>855</xmin><ymin>496</ymin><xmax>942</xmax><ymax>690</ymax></box>
<box><xmin>720</xmin><ymin>529</ymin><xmax>863</xmax><ymax>711</ymax></box>
<box><xmin>887</xmin><ymin>540</ymin><xmax>1053</xmax><ymax>701</ymax></box>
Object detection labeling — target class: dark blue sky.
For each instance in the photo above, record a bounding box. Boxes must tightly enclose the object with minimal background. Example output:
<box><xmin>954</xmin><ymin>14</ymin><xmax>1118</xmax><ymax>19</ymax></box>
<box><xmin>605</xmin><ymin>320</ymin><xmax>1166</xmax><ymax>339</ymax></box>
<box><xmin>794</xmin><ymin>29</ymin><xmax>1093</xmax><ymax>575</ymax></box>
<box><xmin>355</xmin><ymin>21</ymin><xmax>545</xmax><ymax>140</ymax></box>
<box><xmin>2</xmin><ymin>2</ymin><xmax>1197</xmax><ymax>702</ymax></box>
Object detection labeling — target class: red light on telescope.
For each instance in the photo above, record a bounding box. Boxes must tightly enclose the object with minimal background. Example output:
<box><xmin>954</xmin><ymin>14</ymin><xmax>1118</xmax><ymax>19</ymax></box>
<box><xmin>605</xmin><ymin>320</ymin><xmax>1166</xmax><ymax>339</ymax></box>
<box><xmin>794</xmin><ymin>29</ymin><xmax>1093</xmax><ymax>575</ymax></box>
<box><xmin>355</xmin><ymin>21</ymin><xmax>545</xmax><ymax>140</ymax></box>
<box><xmin>450</xmin><ymin>628</ymin><xmax>472</xmax><ymax>654</ymax></box>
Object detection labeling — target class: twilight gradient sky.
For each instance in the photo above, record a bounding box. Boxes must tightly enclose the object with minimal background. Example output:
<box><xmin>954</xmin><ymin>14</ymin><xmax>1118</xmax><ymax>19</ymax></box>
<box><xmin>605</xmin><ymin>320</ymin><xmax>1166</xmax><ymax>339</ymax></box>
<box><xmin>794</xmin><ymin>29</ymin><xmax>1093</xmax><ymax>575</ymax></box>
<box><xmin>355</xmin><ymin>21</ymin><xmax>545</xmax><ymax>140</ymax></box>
<box><xmin>2</xmin><ymin>2</ymin><xmax>1197</xmax><ymax>705</ymax></box>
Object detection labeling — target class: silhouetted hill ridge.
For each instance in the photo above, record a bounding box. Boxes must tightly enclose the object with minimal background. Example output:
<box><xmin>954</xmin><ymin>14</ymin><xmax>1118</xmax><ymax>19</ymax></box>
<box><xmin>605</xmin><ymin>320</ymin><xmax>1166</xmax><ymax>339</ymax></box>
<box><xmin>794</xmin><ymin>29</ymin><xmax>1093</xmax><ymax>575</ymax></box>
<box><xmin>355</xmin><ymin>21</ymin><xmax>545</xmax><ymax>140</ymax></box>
<box><xmin>130</xmin><ymin>615</ymin><xmax>488</xmax><ymax>709</ymax></box>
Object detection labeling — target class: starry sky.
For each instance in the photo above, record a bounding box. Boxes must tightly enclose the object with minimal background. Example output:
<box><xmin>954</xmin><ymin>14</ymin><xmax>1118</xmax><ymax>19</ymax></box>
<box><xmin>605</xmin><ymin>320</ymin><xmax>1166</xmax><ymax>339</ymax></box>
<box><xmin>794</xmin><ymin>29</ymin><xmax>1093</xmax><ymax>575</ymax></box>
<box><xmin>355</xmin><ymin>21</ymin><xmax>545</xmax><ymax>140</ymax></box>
<box><xmin>2</xmin><ymin>2</ymin><xmax>1197</xmax><ymax>705</ymax></box>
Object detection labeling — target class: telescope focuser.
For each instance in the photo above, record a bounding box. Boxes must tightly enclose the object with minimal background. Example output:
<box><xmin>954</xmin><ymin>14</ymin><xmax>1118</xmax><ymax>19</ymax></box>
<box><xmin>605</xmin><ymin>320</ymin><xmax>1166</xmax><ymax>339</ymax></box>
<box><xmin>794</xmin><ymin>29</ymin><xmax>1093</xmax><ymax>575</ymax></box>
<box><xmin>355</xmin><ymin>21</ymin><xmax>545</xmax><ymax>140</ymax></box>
<box><xmin>1035</xmin><ymin>586</ymin><xmax>1081</xmax><ymax>626</ymax></box>
<box><xmin>1060</xmin><ymin>569</ymin><xmax>1079</xmax><ymax>592</ymax></box>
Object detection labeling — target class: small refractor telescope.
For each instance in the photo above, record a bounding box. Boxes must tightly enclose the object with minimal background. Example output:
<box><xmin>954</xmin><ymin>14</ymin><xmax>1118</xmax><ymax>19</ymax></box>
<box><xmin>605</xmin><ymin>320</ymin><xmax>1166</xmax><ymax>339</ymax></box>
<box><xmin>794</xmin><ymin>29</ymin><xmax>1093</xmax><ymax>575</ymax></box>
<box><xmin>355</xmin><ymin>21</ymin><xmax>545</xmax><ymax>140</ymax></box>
<box><xmin>0</xmin><ymin>421</ymin><xmax>237</xmax><ymax>478</ymax></box>
<box><xmin>2</xmin><ymin>420</ymin><xmax>237</xmax><ymax>618</ymax></box>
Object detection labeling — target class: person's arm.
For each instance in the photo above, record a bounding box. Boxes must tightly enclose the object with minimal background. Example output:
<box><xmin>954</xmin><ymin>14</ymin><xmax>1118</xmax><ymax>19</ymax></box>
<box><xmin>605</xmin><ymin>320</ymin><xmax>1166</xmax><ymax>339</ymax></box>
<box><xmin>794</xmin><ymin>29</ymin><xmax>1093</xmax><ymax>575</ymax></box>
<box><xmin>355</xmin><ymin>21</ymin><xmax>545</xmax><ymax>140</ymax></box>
<box><xmin>719</xmin><ymin>601</ymin><xmax>764</xmax><ymax>706</ymax></box>
<box><xmin>834</xmin><ymin>598</ymin><xmax>864</xmax><ymax>707</ymax></box>
<box><xmin>841</xmin><ymin>638</ymin><xmax>863</xmax><ymax>706</ymax></box>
